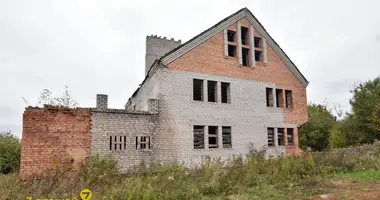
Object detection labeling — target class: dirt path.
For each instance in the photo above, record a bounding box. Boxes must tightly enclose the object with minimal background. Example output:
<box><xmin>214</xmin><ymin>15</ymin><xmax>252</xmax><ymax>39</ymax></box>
<box><xmin>310</xmin><ymin>180</ymin><xmax>380</xmax><ymax>200</ymax></box>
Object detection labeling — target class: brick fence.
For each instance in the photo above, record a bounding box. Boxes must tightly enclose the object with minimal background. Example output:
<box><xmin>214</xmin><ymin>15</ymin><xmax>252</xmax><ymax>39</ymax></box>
<box><xmin>20</xmin><ymin>106</ymin><xmax>91</xmax><ymax>181</ymax></box>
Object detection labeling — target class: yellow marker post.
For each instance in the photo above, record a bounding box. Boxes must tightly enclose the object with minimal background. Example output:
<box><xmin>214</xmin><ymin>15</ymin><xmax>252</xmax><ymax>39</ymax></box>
<box><xmin>80</xmin><ymin>189</ymin><xmax>93</xmax><ymax>200</ymax></box>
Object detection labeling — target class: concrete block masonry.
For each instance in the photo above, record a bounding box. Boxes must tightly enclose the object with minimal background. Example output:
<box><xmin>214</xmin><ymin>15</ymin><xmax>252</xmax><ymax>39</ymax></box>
<box><xmin>20</xmin><ymin>95</ymin><xmax>160</xmax><ymax>180</ymax></box>
<box><xmin>19</xmin><ymin>8</ymin><xmax>309</xmax><ymax>180</ymax></box>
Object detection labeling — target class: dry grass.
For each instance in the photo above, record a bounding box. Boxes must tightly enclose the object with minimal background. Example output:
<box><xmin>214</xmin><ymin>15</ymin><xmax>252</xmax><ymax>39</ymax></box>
<box><xmin>1</xmin><ymin>147</ymin><xmax>380</xmax><ymax>200</ymax></box>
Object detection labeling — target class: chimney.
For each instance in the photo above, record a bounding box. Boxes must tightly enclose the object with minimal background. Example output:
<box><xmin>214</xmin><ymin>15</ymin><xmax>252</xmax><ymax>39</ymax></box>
<box><xmin>96</xmin><ymin>94</ymin><xmax>108</xmax><ymax>109</ymax></box>
<box><xmin>145</xmin><ymin>35</ymin><xmax>182</xmax><ymax>76</ymax></box>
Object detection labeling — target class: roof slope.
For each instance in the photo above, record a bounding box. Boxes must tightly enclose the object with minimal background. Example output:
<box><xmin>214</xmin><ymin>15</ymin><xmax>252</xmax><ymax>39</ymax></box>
<box><xmin>130</xmin><ymin>7</ymin><xmax>309</xmax><ymax>102</ymax></box>
<box><xmin>157</xmin><ymin>7</ymin><xmax>309</xmax><ymax>87</ymax></box>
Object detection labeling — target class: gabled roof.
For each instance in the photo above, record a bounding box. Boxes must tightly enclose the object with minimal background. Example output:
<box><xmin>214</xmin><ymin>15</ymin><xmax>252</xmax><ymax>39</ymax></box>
<box><xmin>157</xmin><ymin>7</ymin><xmax>309</xmax><ymax>87</ymax></box>
<box><xmin>129</xmin><ymin>7</ymin><xmax>309</xmax><ymax>104</ymax></box>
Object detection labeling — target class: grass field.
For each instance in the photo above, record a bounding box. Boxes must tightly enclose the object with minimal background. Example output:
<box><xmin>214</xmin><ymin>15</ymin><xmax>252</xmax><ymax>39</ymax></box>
<box><xmin>1</xmin><ymin>148</ymin><xmax>380</xmax><ymax>200</ymax></box>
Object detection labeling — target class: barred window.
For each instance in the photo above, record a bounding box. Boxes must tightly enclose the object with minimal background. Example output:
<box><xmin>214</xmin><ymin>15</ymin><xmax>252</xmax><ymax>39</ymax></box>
<box><xmin>267</xmin><ymin>128</ymin><xmax>275</xmax><ymax>147</ymax></box>
<box><xmin>110</xmin><ymin>136</ymin><xmax>127</xmax><ymax>150</ymax></box>
<box><xmin>266</xmin><ymin>88</ymin><xmax>274</xmax><ymax>107</ymax></box>
<box><xmin>277</xmin><ymin>128</ymin><xmax>284</xmax><ymax>146</ymax></box>
<box><xmin>136</xmin><ymin>136</ymin><xmax>150</xmax><ymax>150</ymax></box>
<box><xmin>287</xmin><ymin>128</ymin><xmax>294</xmax><ymax>145</ymax></box>
<box><xmin>194</xmin><ymin>126</ymin><xmax>205</xmax><ymax>149</ymax></box>
<box><xmin>222</xmin><ymin>126</ymin><xmax>232</xmax><ymax>148</ymax></box>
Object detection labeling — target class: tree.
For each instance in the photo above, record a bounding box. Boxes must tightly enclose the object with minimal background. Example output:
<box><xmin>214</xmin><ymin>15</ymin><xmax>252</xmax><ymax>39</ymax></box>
<box><xmin>372</xmin><ymin>102</ymin><xmax>380</xmax><ymax>132</ymax></box>
<box><xmin>0</xmin><ymin>131</ymin><xmax>21</xmax><ymax>174</ymax></box>
<box><xmin>299</xmin><ymin>103</ymin><xmax>337</xmax><ymax>151</ymax></box>
<box><xmin>37</xmin><ymin>85</ymin><xmax>78</xmax><ymax>108</ymax></box>
<box><xmin>329</xmin><ymin>123</ymin><xmax>347</xmax><ymax>148</ymax></box>
<box><xmin>348</xmin><ymin>76</ymin><xmax>380</xmax><ymax>144</ymax></box>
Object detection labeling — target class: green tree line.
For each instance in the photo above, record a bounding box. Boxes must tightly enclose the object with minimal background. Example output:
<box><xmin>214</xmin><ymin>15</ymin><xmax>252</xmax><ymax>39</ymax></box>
<box><xmin>299</xmin><ymin>76</ymin><xmax>380</xmax><ymax>151</ymax></box>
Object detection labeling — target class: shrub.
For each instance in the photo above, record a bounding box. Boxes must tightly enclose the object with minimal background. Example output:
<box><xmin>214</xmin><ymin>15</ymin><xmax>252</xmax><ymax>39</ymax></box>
<box><xmin>329</xmin><ymin>124</ymin><xmax>347</xmax><ymax>148</ymax></box>
<box><xmin>312</xmin><ymin>144</ymin><xmax>380</xmax><ymax>172</ymax></box>
<box><xmin>1</xmin><ymin>145</ymin><xmax>380</xmax><ymax>199</ymax></box>
<box><xmin>0</xmin><ymin>131</ymin><xmax>21</xmax><ymax>174</ymax></box>
<box><xmin>299</xmin><ymin>103</ymin><xmax>337</xmax><ymax>151</ymax></box>
<box><xmin>81</xmin><ymin>154</ymin><xmax>118</xmax><ymax>185</ymax></box>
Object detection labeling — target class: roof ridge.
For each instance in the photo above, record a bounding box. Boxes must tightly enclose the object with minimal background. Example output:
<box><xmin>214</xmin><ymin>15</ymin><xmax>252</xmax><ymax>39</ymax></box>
<box><xmin>130</xmin><ymin>7</ymin><xmax>309</xmax><ymax>103</ymax></box>
<box><xmin>157</xmin><ymin>7</ymin><xmax>309</xmax><ymax>87</ymax></box>
<box><xmin>159</xmin><ymin>7</ymin><xmax>247</xmax><ymax>62</ymax></box>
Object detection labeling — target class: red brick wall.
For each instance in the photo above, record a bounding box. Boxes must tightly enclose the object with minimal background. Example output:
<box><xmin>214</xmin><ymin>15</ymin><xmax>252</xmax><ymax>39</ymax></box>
<box><xmin>20</xmin><ymin>106</ymin><xmax>91</xmax><ymax>181</ymax></box>
<box><xmin>168</xmin><ymin>18</ymin><xmax>308</xmax><ymax>153</ymax></box>
<box><xmin>168</xmin><ymin>17</ymin><xmax>308</xmax><ymax>126</ymax></box>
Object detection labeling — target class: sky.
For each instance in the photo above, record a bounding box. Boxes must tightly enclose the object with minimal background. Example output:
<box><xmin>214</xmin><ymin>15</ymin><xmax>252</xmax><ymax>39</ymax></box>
<box><xmin>1</xmin><ymin>0</ymin><xmax>379</xmax><ymax>137</ymax></box>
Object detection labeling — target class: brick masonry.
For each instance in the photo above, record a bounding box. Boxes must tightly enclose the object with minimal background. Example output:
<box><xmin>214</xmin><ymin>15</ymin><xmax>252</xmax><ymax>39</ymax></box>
<box><xmin>91</xmin><ymin>111</ymin><xmax>157</xmax><ymax>172</ymax></box>
<box><xmin>20</xmin><ymin>10</ymin><xmax>308</xmax><ymax>178</ymax></box>
<box><xmin>168</xmin><ymin>17</ymin><xmax>307</xmax><ymax>127</ymax></box>
<box><xmin>91</xmin><ymin>99</ymin><xmax>161</xmax><ymax>173</ymax></box>
<box><xmin>20</xmin><ymin>106</ymin><xmax>91</xmax><ymax>181</ymax></box>
<box><xmin>164</xmin><ymin>17</ymin><xmax>307</xmax><ymax>156</ymax></box>
<box><xmin>94</xmin><ymin>15</ymin><xmax>307</xmax><ymax>170</ymax></box>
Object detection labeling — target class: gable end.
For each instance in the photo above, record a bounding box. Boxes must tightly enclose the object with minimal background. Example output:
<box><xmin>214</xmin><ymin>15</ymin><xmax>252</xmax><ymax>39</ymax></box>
<box><xmin>244</xmin><ymin>9</ymin><xmax>308</xmax><ymax>87</ymax></box>
<box><xmin>159</xmin><ymin>8</ymin><xmax>309</xmax><ymax>87</ymax></box>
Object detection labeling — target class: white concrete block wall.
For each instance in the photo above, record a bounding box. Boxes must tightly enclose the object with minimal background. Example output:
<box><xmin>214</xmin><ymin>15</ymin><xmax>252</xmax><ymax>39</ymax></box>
<box><xmin>127</xmin><ymin>70</ymin><xmax>161</xmax><ymax>112</ymax></box>
<box><xmin>91</xmin><ymin>111</ymin><xmax>158</xmax><ymax>173</ymax></box>
<box><xmin>92</xmin><ymin>67</ymin><xmax>295</xmax><ymax>171</ymax></box>
<box><xmin>158</xmin><ymin>68</ymin><xmax>289</xmax><ymax>167</ymax></box>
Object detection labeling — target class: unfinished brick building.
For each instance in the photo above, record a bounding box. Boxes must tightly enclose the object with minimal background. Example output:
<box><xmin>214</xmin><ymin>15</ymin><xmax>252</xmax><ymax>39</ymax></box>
<box><xmin>20</xmin><ymin>8</ymin><xmax>308</xmax><ymax>180</ymax></box>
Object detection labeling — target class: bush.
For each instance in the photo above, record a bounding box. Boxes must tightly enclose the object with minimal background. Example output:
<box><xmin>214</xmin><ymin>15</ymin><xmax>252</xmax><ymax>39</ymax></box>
<box><xmin>299</xmin><ymin>103</ymin><xmax>337</xmax><ymax>151</ymax></box>
<box><xmin>312</xmin><ymin>144</ymin><xmax>380</xmax><ymax>172</ymax></box>
<box><xmin>329</xmin><ymin>124</ymin><xmax>347</xmax><ymax>148</ymax></box>
<box><xmin>0</xmin><ymin>131</ymin><xmax>21</xmax><ymax>174</ymax></box>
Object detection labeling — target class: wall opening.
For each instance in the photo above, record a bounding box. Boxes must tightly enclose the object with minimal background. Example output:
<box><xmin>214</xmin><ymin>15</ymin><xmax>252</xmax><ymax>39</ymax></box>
<box><xmin>228</xmin><ymin>45</ymin><xmax>236</xmax><ymax>57</ymax></box>
<box><xmin>222</xmin><ymin>126</ymin><xmax>232</xmax><ymax>148</ymax></box>
<box><xmin>227</xmin><ymin>30</ymin><xmax>236</xmax><ymax>42</ymax></box>
<box><xmin>207</xmin><ymin>81</ymin><xmax>217</xmax><ymax>102</ymax></box>
<box><xmin>254</xmin><ymin>37</ymin><xmax>261</xmax><ymax>48</ymax></box>
<box><xmin>266</xmin><ymin>88</ymin><xmax>274</xmax><ymax>107</ymax></box>
<box><xmin>110</xmin><ymin>136</ymin><xmax>127</xmax><ymax>151</ymax></box>
<box><xmin>276</xmin><ymin>89</ymin><xmax>283</xmax><ymax>107</ymax></box>
<box><xmin>208</xmin><ymin>126</ymin><xmax>218</xmax><ymax>148</ymax></box>
<box><xmin>193</xmin><ymin>79</ymin><xmax>204</xmax><ymax>101</ymax></box>
<box><xmin>241</xmin><ymin>26</ymin><xmax>249</xmax><ymax>45</ymax></box>
<box><xmin>267</xmin><ymin>127</ymin><xmax>275</xmax><ymax>147</ymax></box>
<box><xmin>193</xmin><ymin>126</ymin><xmax>205</xmax><ymax>149</ymax></box>
<box><xmin>255</xmin><ymin>51</ymin><xmax>262</xmax><ymax>62</ymax></box>
<box><xmin>287</xmin><ymin>128</ymin><xmax>294</xmax><ymax>146</ymax></box>
<box><xmin>221</xmin><ymin>82</ymin><xmax>231</xmax><ymax>103</ymax></box>
<box><xmin>285</xmin><ymin>90</ymin><xmax>293</xmax><ymax>109</ymax></box>
<box><xmin>136</xmin><ymin>136</ymin><xmax>150</xmax><ymax>150</ymax></box>
<box><xmin>277</xmin><ymin>128</ymin><xmax>284</xmax><ymax>146</ymax></box>
<box><xmin>242</xmin><ymin>48</ymin><xmax>250</xmax><ymax>66</ymax></box>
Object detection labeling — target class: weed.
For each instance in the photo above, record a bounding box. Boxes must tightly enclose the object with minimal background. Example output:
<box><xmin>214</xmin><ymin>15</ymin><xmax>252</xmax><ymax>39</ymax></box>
<box><xmin>1</xmin><ymin>145</ymin><xmax>380</xmax><ymax>199</ymax></box>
